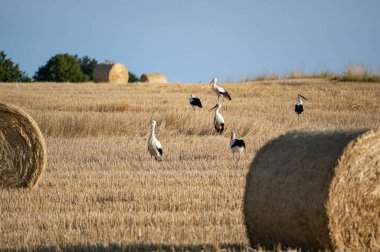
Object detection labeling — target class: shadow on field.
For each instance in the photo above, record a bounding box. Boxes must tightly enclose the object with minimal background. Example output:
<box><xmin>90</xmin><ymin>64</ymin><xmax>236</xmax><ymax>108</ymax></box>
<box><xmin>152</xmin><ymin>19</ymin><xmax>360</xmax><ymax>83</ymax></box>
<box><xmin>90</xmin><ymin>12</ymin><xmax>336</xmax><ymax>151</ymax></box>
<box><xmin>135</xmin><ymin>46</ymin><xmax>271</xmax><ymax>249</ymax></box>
<box><xmin>1</xmin><ymin>243</ymin><xmax>249</xmax><ymax>252</ymax></box>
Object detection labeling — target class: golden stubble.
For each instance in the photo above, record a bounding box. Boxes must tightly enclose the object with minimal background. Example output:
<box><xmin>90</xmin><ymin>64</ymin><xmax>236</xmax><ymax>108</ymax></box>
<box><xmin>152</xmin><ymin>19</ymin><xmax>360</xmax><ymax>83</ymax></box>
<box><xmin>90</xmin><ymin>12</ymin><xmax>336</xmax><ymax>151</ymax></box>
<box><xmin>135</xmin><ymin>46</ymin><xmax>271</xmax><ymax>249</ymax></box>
<box><xmin>0</xmin><ymin>79</ymin><xmax>379</xmax><ymax>250</ymax></box>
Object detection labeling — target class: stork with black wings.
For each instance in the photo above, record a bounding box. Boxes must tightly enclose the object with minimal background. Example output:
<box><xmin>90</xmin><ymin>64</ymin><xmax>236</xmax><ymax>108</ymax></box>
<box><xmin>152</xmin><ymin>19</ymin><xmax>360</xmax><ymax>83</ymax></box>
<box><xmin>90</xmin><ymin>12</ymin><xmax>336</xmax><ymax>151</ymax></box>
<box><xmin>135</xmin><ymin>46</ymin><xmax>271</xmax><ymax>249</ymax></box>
<box><xmin>230</xmin><ymin>131</ymin><xmax>246</xmax><ymax>158</ymax></box>
<box><xmin>147</xmin><ymin>120</ymin><xmax>163</xmax><ymax>161</ymax></box>
<box><xmin>210</xmin><ymin>77</ymin><xmax>232</xmax><ymax>102</ymax></box>
<box><xmin>189</xmin><ymin>94</ymin><xmax>203</xmax><ymax>109</ymax></box>
<box><xmin>295</xmin><ymin>93</ymin><xmax>307</xmax><ymax>116</ymax></box>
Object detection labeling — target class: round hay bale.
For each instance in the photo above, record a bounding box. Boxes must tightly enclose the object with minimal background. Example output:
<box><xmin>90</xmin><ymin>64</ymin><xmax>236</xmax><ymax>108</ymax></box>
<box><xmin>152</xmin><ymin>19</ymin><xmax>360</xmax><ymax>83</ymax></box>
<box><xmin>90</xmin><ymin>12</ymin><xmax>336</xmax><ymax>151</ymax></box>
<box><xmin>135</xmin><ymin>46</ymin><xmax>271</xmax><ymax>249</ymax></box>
<box><xmin>0</xmin><ymin>103</ymin><xmax>47</xmax><ymax>188</ymax></box>
<box><xmin>243</xmin><ymin>129</ymin><xmax>380</xmax><ymax>251</ymax></box>
<box><xmin>140</xmin><ymin>73</ymin><xmax>167</xmax><ymax>83</ymax></box>
<box><xmin>93</xmin><ymin>63</ymin><xmax>129</xmax><ymax>84</ymax></box>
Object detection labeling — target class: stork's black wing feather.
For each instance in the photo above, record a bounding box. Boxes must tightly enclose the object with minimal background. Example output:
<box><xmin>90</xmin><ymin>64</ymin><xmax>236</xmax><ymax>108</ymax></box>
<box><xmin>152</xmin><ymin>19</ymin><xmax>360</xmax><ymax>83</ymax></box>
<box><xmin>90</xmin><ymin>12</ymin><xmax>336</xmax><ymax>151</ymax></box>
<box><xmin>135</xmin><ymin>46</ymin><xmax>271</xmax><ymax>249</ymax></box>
<box><xmin>157</xmin><ymin>148</ymin><xmax>163</xmax><ymax>156</ymax></box>
<box><xmin>222</xmin><ymin>91</ymin><xmax>232</xmax><ymax>100</ymax></box>
<box><xmin>217</xmin><ymin>123</ymin><xmax>224</xmax><ymax>133</ymax></box>
<box><xmin>295</xmin><ymin>104</ymin><xmax>304</xmax><ymax>114</ymax></box>
<box><xmin>231</xmin><ymin>139</ymin><xmax>245</xmax><ymax>148</ymax></box>
<box><xmin>190</xmin><ymin>98</ymin><xmax>202</xmax><ymax>108</ymax></box>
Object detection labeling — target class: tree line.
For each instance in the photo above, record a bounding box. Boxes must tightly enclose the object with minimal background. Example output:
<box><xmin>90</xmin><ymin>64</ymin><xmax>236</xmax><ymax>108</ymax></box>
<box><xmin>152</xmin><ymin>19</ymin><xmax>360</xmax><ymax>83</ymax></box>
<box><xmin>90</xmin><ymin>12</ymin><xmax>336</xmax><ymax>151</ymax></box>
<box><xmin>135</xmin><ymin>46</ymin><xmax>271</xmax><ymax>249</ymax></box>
<box><xmin>0</xmin><ymin>51</ymin><xmax>138</xmax><ymax>83</ymax></box>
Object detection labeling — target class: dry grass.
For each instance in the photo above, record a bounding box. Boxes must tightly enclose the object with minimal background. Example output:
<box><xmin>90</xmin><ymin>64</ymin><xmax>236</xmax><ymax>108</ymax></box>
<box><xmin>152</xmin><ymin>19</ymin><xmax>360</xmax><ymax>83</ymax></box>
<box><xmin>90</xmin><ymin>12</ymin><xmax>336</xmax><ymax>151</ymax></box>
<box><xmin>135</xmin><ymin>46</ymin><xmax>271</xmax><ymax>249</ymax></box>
<box><xmin>0</xmin><ymin>79</ymin><xmax>379</xmax><ymax>251</ymax></box>
<box><xmin>336</xmin><ymin>64</ymin><xmax>380</xmax><ymax>82</ymax></box>
<box><xmin>245</xmin><ymin>65</ymin><xmax>380</xmax><ymax>83</ymax></box>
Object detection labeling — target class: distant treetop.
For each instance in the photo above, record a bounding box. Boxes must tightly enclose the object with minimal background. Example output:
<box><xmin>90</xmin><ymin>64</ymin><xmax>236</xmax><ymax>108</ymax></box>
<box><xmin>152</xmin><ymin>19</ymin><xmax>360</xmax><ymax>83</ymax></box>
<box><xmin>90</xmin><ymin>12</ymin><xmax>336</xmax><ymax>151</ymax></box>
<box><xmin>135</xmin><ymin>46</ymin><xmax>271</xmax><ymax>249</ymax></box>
<box><xmin>0</xmin><ymin>51</ymin><xmax>31</xmax><ymax>82</ymax></box>
<box><xmin>33</xmin><ymin>53</ymin><xmax>89</xmax><ymax>82</ymax></box>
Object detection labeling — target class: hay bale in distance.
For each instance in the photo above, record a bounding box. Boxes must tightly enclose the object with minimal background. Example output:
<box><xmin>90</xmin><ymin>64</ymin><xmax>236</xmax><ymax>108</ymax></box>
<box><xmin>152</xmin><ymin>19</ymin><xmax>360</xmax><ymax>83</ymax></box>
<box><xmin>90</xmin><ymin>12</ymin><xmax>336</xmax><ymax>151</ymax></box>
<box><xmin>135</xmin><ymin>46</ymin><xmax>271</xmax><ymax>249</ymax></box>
<box><xmin>0</xmin><ymin>103</ymin><xmax>47</xmax><ymax>188</ymax></box>
<box><xmin>140</xmin><ymin>73</ymin><xmax>167</xmax><ymax>83</ymax></box>
<box><xmin>93</xmin><ymin>63</ymin><xmax>129</xmax><ymax>84</ymax></box>
<box><xmin>243</xmin><ymin>129</ymin><xmax>380</xmax><ymax>251</ymax></box>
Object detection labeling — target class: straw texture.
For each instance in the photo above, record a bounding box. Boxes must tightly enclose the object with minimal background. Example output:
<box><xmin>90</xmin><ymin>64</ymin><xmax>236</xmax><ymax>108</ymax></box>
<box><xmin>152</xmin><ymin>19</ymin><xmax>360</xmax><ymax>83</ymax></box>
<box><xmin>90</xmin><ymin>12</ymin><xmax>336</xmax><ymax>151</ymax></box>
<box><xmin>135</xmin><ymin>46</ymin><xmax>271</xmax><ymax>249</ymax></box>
<box><xmin>93</xmin><ymin>63</ymin><xmax>129</xmax><ymax>84</ymax></box>
<box><xmin>140</xmin><ymin>73</ymin><xmax>167</xmax><ymax>83</ymax></box>
<box><xmin>0</xmin><ymin>103</ymin><xmax>47</xmax><ymax>188</ymax></box>
<box><xmin>328</xmin><ymin>129</ymin><xmax>380</xmax><ymax>251</ymax></box>
<box><xmin>243</xmin><ymin>129</ymin><xmax>379</xmax><ymax>251</ymax></box>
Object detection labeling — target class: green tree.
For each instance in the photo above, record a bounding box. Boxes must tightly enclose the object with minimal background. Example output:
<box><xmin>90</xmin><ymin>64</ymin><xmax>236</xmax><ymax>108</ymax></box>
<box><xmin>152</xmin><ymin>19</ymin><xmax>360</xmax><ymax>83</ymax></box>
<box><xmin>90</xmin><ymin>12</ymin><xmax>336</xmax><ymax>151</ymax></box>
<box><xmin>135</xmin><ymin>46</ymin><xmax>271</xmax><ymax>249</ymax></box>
<box><xmin>0</xmin><ymin>51</ymin><xmax>31</xmax><ymax>82</ymax></box>
<box><xmin>76</xmin><ymin>55</ymin><xmax>97</xmax><ymax>81</ymax></box>
<box><xmin>34</xmin><ymin>53</ymin><xmax>89</xmax><ymax>82</ymax></box>
<box><xmin>128</xmin><ymin>71</ymin><xmax>139</xmax><ymax>83</ymax></box>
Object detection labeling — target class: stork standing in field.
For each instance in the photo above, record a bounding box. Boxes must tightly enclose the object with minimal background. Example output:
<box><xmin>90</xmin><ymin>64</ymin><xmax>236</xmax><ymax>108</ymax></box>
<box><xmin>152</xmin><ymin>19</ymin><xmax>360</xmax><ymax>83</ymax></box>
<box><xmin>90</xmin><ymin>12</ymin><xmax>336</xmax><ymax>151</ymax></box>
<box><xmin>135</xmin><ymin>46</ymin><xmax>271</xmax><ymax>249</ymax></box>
<box><xmin>210</xmin><ymin>77</ymin><xmax>232</xmax><ymax>102</ymax></box>
<box><xmin>189</xmin><ymin>94</ymin><xmax>202</xmax><ymax>109</ymax></box>
<box><xmin>211</xmin><ymin>103</ymin><xmax>225</xmax><ymax>133</ymax></box>
<box><xmin>230</xmin><ymin>131</ymin><xmax>246</xmax><ymax>159</ymax></box>
<box><xmin>147</xmin><ymin>120</ymin><xmax>163</xmax><ymax>161</ymax></box>
<box><xmin>295</xmin><ymin>93</ymin><xmax>308</xmax><ymax>116</ymax></box>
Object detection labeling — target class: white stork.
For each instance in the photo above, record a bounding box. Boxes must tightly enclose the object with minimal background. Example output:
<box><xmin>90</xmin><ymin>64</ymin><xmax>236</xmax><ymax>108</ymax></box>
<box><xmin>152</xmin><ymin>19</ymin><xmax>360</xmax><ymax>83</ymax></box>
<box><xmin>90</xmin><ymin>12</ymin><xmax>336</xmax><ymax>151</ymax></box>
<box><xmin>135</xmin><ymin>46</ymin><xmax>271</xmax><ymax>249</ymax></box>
<box><xmin>211</xmin><ymin>103</ymin><xmax>225</xmax><ymax>133</ymax></box>
<box><xmin>147</xmin><ymin>120</ymin><xmax>163</xmax><ymax>161</ymax></box>
<box><xmin>230</xmin><ymin>131</ymin><xmax>246</xmax><ymax>158</ymax></box>
<box><xmin>210</xmin><ymin>77</ymin><xmax>232</xmax><ymax>102</ymax></box>
<box><xmin>189</xmin><ymin>94</ymin><xmax>202</xmax><ymax>109</ymax></box>
<box><xmin>295</xmin><ymin>93</ymin><xmax>308</xmax><ymax>116</ymax></box>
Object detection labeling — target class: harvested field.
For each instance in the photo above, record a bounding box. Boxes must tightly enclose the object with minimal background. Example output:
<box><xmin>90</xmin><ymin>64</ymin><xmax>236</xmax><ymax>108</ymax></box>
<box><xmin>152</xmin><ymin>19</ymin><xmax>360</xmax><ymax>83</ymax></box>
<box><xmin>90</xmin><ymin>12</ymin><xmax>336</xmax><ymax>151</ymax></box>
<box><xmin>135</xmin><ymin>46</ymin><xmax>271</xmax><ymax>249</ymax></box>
<box><xmin>0</xmin><ymin>79</ymin><xmax>379</xmax><ymax>251</ymax></box>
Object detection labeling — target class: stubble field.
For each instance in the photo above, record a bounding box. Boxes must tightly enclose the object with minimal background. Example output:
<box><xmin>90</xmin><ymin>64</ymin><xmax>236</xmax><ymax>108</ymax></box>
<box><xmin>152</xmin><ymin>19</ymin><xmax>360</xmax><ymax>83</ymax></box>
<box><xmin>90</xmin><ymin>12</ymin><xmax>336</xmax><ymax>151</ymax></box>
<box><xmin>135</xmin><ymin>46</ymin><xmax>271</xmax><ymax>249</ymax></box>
<box><xmin>0</xmin><ymin>79</ymin><xmax>379</xmax><ymax>251</ymax></box>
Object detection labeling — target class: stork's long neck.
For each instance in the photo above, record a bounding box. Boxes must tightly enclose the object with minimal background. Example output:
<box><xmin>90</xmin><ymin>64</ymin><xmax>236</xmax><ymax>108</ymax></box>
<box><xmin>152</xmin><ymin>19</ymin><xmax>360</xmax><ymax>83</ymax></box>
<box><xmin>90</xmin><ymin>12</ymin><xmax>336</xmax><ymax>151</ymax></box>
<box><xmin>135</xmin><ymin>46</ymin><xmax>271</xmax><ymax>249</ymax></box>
<box><xmin>215</xmin><ymin>106</ymin><xmax>221</xmax><ymax>114</ymax></box>
<box><xmin>150</xmin><ymin>125</ymin><xmax>156</xmax><ymax>140</ymax></box>
<box><xmin>212</xmin><ymin>82</ymin><xmax>217</xmax><ymax>90</ymax></box>
<box><xmin>231</xmin><ymin>132</ymin><xmax>236</xmax><ymax>141</ymax></box>
<box><xmin>297</xmin><ymin>95</ymin><xmax>303</xmax><ymax>105</ymax></box>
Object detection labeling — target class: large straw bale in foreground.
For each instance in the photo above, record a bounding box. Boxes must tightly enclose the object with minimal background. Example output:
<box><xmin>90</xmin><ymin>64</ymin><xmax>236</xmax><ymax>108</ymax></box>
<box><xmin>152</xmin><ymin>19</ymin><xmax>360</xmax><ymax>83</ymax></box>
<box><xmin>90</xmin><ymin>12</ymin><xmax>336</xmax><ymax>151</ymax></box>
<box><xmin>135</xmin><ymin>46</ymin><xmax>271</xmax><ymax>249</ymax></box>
<box><xmin>0</xmin><ymin>103</ymin><xmax>47</xmax><ymax>188</ymax></box>
<box><xmin>93</xmin><ymin>63</ymin><xmax>129</xmax><ymax>84</ymax></box>
<box><xmin>140</xmin><ymin>73</ymin><xmax>167</xmax><ymax>83</ymax></box>
<box><xmin>244</xmin><ymin>129</ymin><xmax>380</xmax><ymax>251</ymax></box>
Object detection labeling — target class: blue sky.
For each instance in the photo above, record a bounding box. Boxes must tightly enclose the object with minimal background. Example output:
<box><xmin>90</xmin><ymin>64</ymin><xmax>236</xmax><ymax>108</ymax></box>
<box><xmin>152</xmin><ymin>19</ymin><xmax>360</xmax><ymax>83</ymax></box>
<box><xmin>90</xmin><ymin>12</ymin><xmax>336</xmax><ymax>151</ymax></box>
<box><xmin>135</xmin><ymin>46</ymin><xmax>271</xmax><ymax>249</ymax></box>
<box><xmin>1</xmin><ymin>0</ymin><xmax>380</xmax><ymax>82</ymax></box>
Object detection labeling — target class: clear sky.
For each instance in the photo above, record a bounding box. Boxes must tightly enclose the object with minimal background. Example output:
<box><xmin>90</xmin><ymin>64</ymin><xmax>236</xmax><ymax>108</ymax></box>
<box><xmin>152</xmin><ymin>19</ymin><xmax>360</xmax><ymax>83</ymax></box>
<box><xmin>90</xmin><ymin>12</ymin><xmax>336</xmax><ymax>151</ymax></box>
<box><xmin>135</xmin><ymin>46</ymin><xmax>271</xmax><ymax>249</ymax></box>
<box><xmin>1</xmin><ymin>0</ymin><xmax>380</xmax><ymax>82</ymax></box>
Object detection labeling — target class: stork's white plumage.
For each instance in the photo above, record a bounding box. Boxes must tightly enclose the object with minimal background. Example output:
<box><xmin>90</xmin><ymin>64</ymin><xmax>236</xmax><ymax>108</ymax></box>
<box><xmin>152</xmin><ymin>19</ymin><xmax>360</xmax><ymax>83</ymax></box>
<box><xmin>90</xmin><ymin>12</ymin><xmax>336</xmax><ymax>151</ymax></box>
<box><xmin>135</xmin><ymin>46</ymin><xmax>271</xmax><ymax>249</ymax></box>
<box><xmin>295</xmin><ymin>93</ymin><xmax>307</xmax><ymax>116</ymax></box>
<box><xmin>210</xmin><ymin>77</ymin><xmax>232</xmax><ymax>101</ymax></box>
<box><xmin>211</xmin><ymin>103</ymin><xmax>225</xmax><ymax>133</ymax></box>
<box><xmin>147</xmin><ymin>120</ymin><xmax>163</xmax><ymax>161</ymax></box>
<box><xmin>230</xmin><ymin>131</ymin><xmax>246</xmax><ymax>158</ymax></box>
